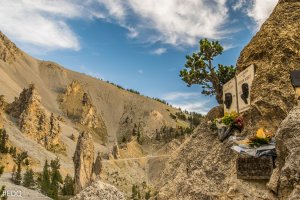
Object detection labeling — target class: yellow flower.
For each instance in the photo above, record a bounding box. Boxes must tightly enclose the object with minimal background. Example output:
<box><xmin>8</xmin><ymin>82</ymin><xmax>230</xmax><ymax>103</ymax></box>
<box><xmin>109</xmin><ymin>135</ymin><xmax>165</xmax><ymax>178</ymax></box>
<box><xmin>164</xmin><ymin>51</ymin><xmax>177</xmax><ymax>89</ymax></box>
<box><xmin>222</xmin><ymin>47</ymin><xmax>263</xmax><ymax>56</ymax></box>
<box><xmin>256</xmin><ymin>128</ymin><xmax>266</xmax><ymax>139</ymax></box>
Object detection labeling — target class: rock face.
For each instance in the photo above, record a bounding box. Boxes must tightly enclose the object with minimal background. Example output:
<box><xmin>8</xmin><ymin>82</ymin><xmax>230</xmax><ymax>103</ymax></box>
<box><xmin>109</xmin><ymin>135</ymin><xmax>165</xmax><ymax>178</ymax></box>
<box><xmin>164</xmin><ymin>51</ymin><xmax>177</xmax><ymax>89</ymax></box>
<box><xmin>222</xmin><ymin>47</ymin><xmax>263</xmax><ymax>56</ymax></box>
<box><xmin>6</xmin><ymin>84</ymin><xmax>61</xmax><ymax>149</ymax></box>
<box><xmin>70</xmin><ymin>180</ymin><xmax>126</xmax><ymax>200</ymax></box>
<box><xmin>59</xmin><ymin>81</ymin><xmax>107</xmax><ymax>143</ymax></box>
<box><xmin>73</xmin><ymin>131</ymin><xmax>95</xmax><ymax>194</ymax></box>
<box><xmin>112</xmin><ymin>142</ymin><xmax>120</xmax><ymax>159</ymax></box>
<box><xmin>236</xmin><ymin>0</ymin><xmax>300</xmax><ymax>134</ymax></box>
<box><xmin>157</xmin><ymin>123</ymin><xmax>277</xmax><ymax>200</ymax></box>
<box><xmin>0</xmin><ymin>31</ymin><xmax>22</xmax><ymax>63</ymax></box>
<box><xmin>268</xmin><ymin>103</ymin><xmax>300</xmax><ymax>199</ymax></box>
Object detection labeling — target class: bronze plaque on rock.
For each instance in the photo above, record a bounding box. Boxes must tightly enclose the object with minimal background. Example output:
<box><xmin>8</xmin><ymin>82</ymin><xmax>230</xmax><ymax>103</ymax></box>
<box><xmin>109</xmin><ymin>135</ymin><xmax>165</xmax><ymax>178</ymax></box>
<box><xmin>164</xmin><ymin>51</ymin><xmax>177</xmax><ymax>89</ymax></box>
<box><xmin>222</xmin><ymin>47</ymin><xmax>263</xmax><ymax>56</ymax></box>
<box><xmin>236</xmin><ymin>156</ymin><xmax>273</xmax><ymax>180</ymax></box>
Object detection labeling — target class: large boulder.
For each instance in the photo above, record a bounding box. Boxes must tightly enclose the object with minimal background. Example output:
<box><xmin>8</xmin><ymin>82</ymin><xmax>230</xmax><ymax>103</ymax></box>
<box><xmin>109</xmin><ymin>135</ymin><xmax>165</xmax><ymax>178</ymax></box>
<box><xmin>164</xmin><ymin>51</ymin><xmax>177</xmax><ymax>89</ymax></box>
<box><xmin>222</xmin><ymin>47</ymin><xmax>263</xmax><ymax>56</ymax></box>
<box><xmin>70</xmin><ymin>180</ymin><xmax>125</xmax><ymax>200</ymax></box>
<box><xmin>236</xmin><ymin>0</ymin><xmax>300</xmax><ymax>135</ymax></box>
<box><xmin>268</xmin><ymin>103</ymin><xmax>300</xmax><ymax>199</ymax></box>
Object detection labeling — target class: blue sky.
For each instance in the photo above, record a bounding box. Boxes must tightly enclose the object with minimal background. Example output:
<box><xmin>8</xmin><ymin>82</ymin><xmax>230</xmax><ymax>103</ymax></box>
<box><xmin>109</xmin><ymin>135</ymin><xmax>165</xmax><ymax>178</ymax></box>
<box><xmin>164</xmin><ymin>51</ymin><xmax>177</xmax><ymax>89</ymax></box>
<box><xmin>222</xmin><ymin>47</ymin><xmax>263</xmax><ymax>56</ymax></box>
<box><xmin>0</xmin><ymin>0</ymin><xmax>278</xmax><ymax>114</ymax></box>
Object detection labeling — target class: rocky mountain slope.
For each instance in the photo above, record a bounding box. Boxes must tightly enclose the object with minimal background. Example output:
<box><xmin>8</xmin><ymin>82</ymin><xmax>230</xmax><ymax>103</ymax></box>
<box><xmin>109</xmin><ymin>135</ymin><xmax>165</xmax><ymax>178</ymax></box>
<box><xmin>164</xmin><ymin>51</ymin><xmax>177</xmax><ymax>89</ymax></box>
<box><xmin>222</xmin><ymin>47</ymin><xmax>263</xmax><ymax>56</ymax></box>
<box><xmin>157</xmin><ymin>0</ymin><xmax>300</xmax><ymax>199</ymax></box>
<box><xmin>0</xmin><ymin>29</ymin><xmax>192</xmax><ymax>199</ymax></box>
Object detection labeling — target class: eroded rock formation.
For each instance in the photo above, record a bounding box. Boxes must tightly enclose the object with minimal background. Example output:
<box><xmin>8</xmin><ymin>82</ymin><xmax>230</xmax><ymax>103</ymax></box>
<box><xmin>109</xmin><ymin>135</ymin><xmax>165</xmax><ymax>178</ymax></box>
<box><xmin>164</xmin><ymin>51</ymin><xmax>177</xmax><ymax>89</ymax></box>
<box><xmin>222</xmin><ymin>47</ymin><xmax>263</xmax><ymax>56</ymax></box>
<box><xmin>0</xmin><ymin>31</ymin><xmax>22</xmax><ymax>63</ymax></box>
<box><xmin>73</xmin><ymin>131</ymin><xmax>95</xmax><ymax>194</ymax></box>
<box><xmin>6</xmin><ymin>84</ymin><xmax>61</xmax><ymax>149</ymax></box>
<box><xmin>236</xmin><ymin>0</ymin><xmax>300</xmax><ymax>134</ymax></box>
<box><xmin>59</xmin><ymin>81</ymin><xmax>107</xmax><ymax>143</ymax></box>
<box><xmin>70</xmin><ymin>180</ymin><xmax>126</xmax><ymax>200</ymax></box>
<box><xmin>112</xmin><ymin>142</ymin><xmax>120</xmax><ymax>159</ymax></box>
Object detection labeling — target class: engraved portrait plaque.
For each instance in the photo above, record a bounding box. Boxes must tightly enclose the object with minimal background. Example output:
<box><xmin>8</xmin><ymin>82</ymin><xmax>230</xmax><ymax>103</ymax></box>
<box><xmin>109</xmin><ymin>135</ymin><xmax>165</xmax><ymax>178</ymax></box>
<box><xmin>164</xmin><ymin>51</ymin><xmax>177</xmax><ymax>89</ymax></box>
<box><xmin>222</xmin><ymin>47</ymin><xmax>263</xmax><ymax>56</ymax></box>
<box><xmin>236</xmin><ymin>65</ymin><xmax>255</xmax><ymax>113</ymax></box>
<box><xmin>223</xmin><ymin>77</ymin><xmax>238</xmax><ymax>114</ymax></box>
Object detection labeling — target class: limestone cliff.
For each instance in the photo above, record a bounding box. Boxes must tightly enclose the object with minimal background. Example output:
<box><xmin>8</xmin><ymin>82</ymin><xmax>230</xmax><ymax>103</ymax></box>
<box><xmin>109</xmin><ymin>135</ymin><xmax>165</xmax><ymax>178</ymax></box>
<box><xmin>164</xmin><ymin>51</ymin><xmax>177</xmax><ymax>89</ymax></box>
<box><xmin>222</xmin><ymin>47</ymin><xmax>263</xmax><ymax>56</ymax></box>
<box><xmin>59</xmin><ymin>81</ymin><xmax>107</xmax><ymax>143</ymax></box>
<box><xmin>70</xmin><ymin>180</ymin><xmax>126</xmax><ymax>200</ymax></box>
<box><xmin>73</xmin><ymin>131</ymin><xmax>95</xmax><ymax>194</ymax></box>
<box><xmin>0</xmin><ymin>31</ymin><xmax>22</xmax><ymax>63</ymax></box>
<box><xmin>236</xmin><ymin>0</ymin><xmax>300</xmax><ymax>134</ymax></box>
<box><xmin>6</xmin><ymin>84</ymin><xmax>62</xmax><ymax>150</ymax></box>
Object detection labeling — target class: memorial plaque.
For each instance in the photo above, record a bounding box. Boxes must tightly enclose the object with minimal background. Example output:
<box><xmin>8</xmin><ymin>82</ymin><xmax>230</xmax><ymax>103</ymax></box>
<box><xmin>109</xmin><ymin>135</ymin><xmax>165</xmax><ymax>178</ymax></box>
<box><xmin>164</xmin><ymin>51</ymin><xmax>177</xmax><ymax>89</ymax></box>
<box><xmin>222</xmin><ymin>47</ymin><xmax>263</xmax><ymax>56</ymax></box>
<box><xmin>236</xmin><ymin>65</ymin><xmax>255</xmax><ymax>113</ymax></box>
<box><xmin>290</xmin><ymin>70</ymin><xmax>300</xmax><ymax>87</ymax></box>
<box><xmin>236</xmin><ymin>156</ymin><xmax>273</xmax><ymax>180</ymax></box>
<box><xmin>223</xmin><ymin>77</ymin><xmax>238</xmax><ymax>114</ymax></box>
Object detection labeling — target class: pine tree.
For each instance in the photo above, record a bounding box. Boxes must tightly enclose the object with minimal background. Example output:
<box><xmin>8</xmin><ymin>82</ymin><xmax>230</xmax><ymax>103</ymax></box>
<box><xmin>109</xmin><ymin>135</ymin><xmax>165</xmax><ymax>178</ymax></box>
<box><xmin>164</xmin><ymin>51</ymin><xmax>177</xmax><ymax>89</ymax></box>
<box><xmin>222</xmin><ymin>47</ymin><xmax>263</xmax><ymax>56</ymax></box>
<box><xmin>62</xmin><ymin>174</ymin><xmax>74</xmax><ymax>196</ymax></box>
<box><xmin>14</xmin><ymin>164</ymin><xmax>22</xmax><ymax>185</ymax></box>
<box><xmin>145</xmin><ymin>190</ymin><xmax>151</xmax><ymax>200</ymax></box>
<box><xmin>49</xmin><ymin>158</ymin><xmax>62</xmax><ymax>200</ymax></box>
<box><xmin>131</xmin><ymin>184</ymin><xmax>137</xmax><ymax>199</ymax></box>
<box><xmin>0</xmin><ymin>166</ymin><xmax>7</xmax><ymax>200</ymax></box>
<box><xmin>11</xmin><ymin>165</ymin><xmax>16</xmax><ymax>181</ymax></box>
<box><xmin>41</xmin><ymin>160</ymin><xmax>51</xmax><ymax>196</ymax></box>
<box><xmin>0</xmin><ymin>129</ymin><xmax>8</xmax><ymax>154</ymax></box>
<box><xmin>22</xmin><ymin>168</ymin><xmax>35</xmax><ymax>189</ymax></box>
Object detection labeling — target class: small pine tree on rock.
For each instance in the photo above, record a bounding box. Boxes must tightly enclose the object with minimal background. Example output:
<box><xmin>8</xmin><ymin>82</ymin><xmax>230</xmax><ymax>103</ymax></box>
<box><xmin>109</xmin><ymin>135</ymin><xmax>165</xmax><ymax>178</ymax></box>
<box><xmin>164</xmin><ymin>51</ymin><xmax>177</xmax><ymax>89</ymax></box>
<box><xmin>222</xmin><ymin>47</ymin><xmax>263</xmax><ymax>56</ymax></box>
<box><xmin>22</xmin><ymin>168</ymin><xmax>35</xmax><ymax>189</ymax></box>
<box><xmin>0</xmin><ymin>166</ymin><xmax>7</xmax><ymax>200</ymax></box>
<box><xmin>14</xmin><ymin>164</ymin><xmax>22</xmax><ymax>185</ymax></box>
<box><xmin>40</xmin><ymin>160</ymin><xmax>51</xmax><ymax>196</ymax></box>
<box><xmin>62</xmin><ymin>174</ymin><xmax>74</xmax><ymax>196</ymax></box>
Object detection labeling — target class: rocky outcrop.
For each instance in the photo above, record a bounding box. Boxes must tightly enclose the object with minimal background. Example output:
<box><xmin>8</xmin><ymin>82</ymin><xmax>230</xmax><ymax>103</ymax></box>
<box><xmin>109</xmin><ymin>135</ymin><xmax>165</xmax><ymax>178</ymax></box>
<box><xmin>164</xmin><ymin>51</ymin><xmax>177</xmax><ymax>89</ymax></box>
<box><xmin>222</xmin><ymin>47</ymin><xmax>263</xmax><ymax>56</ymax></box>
<box><xmin>236</xmin><ymin>0</ymin><xmax>300</xmax><ymax>134</ymax></box>
<box><xmin>267</xmin><ymin>103</ymin><xmax>300</xmax><ymax>199</ymax></box>
<box><xmin>70</xmin><ymin>180</ymin><xmax>126</xmax><ymax>200</ymax></box>
<box><xmin>6</xmin><ymin>84</ymin><xmax>61</xmax><ymax>149</ymax></box>
<box><xmin>157</xmin><ymin>123</ymin><xmax>277</xmax><ymax>200</ymax></box>
<box><xmin>0</xmin><ymin>31</ymin><xmax>22</xmax><ymax>63</ymax></box>
<box><xmin>59</xmin><ymin>81</ymin><xmax>107</xmax><ymax>143</ymax></box>
<box><xmin>112</xmin><ymin>142</ymin><xmax>120</xmax><ymax>159</ymax></box>
<box><xmin>73</xmin><ymin>131</ymin><xmax>95</xmax><ymax>194</ymax></box>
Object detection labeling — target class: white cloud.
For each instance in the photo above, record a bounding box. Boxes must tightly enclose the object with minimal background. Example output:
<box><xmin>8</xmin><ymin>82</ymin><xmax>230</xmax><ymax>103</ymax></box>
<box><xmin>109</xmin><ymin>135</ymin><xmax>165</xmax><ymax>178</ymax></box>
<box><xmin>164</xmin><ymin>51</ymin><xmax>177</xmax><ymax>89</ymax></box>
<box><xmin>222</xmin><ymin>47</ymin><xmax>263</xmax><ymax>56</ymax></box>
<box><xmin>163</xmin><ymin>92</ymin><xmax>199</xmax><ymax>101</ymax></box>
<box><xmin>232</xmin><ymin>0</ymin><xmax>247</xmax><ymax>11</ymax></box>
<box><xmin>0</xmin><ymin>0</ymin><xmax>277</xmax><ymax>52</ymax></box>
<box><xmin>0</xmin><ymin>0</ymin><xmax>86</xmax><ymax>51</ymax></box>
<box><xmin>232</xmin><ymin>0</ymin><xmax>278</xmax><ymax>30</ymax></box>
<box><xmin>162</xmin><ymin>91</ymin><xmax>214</xmax><ymax>114</ymax></box>
<box><xmin>172</xmin><ymin>101</ymin><xmax>211</xmax><ymax>115</ymax></box>
<box><xmin>124</xmin><ymin>0</ymin><xmax>230</xmax><ymax>46</ymax></box>
<box><xmin>247</xmin><ymin>0</ymin><xmax>278</xmax><ymax>28</ymax></box>
<box><xmin>151</xmin><ymin>48</ymin><xmax>167</xmax><ymax>55</ymax></box>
